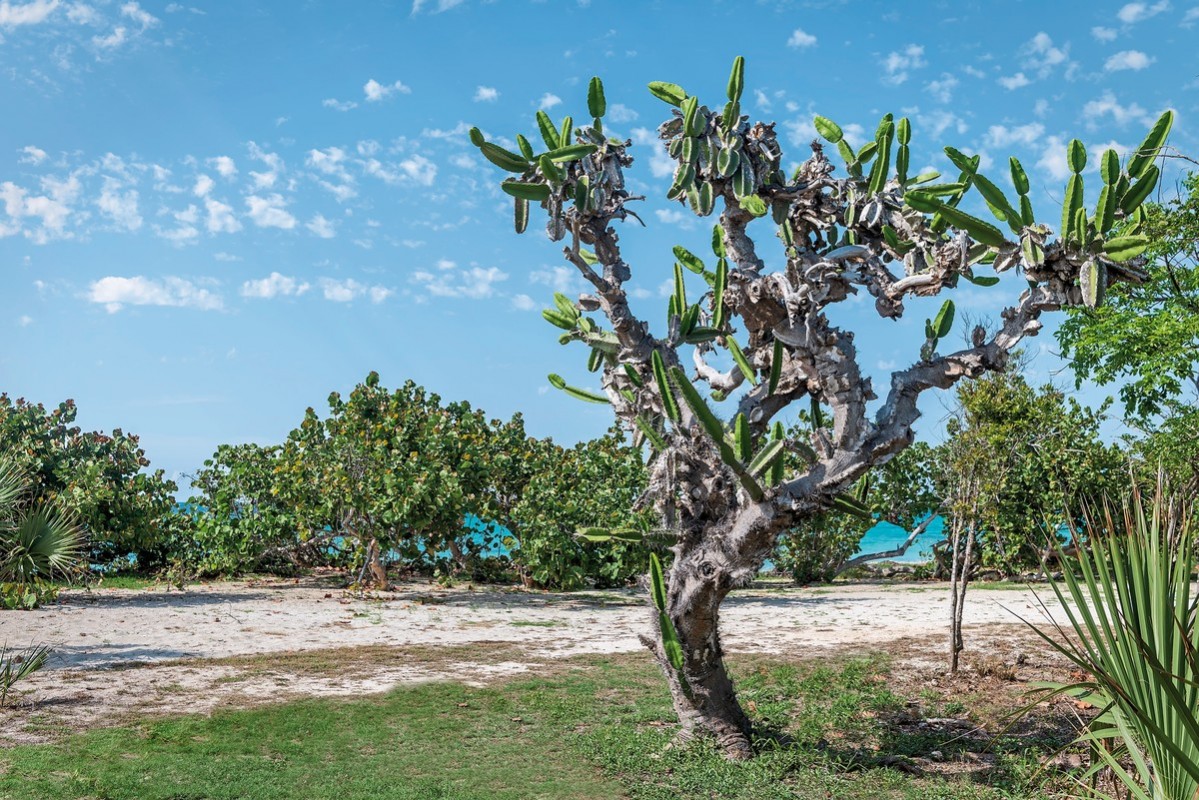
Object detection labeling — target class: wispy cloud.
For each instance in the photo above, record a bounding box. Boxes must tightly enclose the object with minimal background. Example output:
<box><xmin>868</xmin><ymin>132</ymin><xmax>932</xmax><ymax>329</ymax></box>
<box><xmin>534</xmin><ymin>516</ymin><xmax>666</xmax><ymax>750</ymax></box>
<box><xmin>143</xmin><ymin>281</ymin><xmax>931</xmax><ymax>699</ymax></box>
<box><xmin>998</xmin><ymin>72</ymin><xmax>1031</xmax><ymax>90</ymax></box>
<box><xmin>1019</xmin><ymin>32</ymin><xmax>1070</xmax><ymax>80</ymax></box>
<box><xmin>1081</xmin><ymin>91</ymin><xmax>1154</xmax><ymax>128</ymax></box>
<box><xmin>241</xmin><ymin>272</ymin><xmax>309</xmax><ymax>299</ymax></box>
<box><xmin>319</xmin><ymin>277</ymin><xmax>392</xmax><ymax>303</ymax></box>
<box><xmin>0</xmin><ymin>0</ymin><xmax>60</xmax><ymax>28</ymax></box>
<box><xmin>89</xmin><ymin>275</ymin><xmax>222</xmax><ymax>313</ymax></box>
<box><xmin>363</xmin><ymin>78</ymin><xmax>411</xmax><ymax>102</ymax></box>
<box><xmin>1104</xmin><ymin>50</ymin><xmax>1154</xmax><ymax>71</ymax></box>
<box><xmin>411</xmin><ymin>0</ymin><xmax>466</xmax><ymax>14</ymax></box>
<box><xmin>787</xmin><ymin>28</ymin><xmax>816</xmax><ymax>48</ymax></box>
<box><xmin>1116</xmin><ymin>1</ymin><xmax>1170</xmax><ymax>24</ymax></box>
<box><xmin>881</xmin><ymin>43</ymin><xmax>925</xmax><ymax>85</ymax></box>
<box><xmin>411</xmin><ymin>261</ymin><xmax>507</xmax><ymax>299</ymax></box>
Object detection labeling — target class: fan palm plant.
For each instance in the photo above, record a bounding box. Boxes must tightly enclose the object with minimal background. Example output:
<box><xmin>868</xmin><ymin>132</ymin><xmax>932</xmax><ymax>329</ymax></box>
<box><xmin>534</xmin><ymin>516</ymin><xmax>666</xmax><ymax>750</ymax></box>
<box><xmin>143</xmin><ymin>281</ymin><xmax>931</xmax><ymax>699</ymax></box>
<box><xmin>0</xmin><ymin>457</ymin><xmax>82</xmax><ymax>593</ymax></box>
<box><xmin>1024</xmin><ymin>480</ymin><xmax>1199</xmax><ymax>800</ymax></box>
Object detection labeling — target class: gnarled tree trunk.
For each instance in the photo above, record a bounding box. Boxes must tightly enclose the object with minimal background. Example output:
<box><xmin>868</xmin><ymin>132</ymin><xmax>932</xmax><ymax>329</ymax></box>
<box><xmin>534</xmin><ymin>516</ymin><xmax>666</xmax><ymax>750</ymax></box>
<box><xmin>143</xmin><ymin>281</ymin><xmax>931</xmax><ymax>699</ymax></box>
<box><xmin>641</xmin><ymin>504</ymin><xmax>788</xmax><ymax>758</ymax></box>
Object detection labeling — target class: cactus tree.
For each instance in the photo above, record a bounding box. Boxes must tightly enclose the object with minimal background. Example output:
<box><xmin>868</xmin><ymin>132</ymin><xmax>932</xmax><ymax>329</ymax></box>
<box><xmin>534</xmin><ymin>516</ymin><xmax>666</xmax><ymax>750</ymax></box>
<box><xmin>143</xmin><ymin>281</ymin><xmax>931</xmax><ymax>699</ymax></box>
<box><xmin>471</xmin><ymin>58</ymin><xmax>1172</xmax><ymax>758</ymax></box>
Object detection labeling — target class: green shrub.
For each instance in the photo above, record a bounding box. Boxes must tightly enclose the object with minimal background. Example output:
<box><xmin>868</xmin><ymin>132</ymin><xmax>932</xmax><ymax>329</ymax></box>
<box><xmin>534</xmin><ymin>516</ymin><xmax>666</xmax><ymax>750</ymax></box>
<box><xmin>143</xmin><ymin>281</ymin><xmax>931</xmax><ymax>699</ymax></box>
<box><xmin>510</xmin><ymin>429</ymin><xmax>653</xmax><ymax>590</ymax></box>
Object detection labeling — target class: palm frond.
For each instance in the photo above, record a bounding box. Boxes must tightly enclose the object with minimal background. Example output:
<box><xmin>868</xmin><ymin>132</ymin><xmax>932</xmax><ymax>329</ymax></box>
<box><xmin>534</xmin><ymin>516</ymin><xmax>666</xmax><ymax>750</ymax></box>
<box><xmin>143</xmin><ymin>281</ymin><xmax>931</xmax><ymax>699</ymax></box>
<box><xmin>1024</xmin><ymin>479</ymin><xmax>1199</xmax><ymax>800</ymax></box>
<box><xmin>0</xmin><ymin>642</ymin><xmax>51</xmax><ymax>705</ymax></box>
<box><xmin>0</xmin><ymin>507</ymin><xmax>82</xmax><ymax>583</ymax></box>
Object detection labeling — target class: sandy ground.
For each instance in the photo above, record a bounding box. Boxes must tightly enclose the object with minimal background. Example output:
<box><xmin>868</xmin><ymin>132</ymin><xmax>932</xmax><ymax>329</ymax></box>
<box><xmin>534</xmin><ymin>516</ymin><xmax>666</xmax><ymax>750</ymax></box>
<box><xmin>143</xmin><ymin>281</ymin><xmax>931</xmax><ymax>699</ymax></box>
<box><xmin>0</xmin><ymin>578</ymin><xmax>1070</xmax><ymax>744</ymax></box>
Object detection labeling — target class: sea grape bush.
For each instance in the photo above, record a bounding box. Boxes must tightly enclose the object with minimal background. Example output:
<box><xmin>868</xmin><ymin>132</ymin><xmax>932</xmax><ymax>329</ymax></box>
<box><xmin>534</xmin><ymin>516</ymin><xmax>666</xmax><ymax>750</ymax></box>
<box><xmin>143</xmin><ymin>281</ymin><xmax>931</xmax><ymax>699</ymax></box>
<box><xmin>510</xmin><ymin>428</ymin><xmax>654</xmax><ymax>590</ymax></box>
<box><xmin>0</xmin><ymin>394</ymin><xmax>179</xmax><ymax>569</ymax></box>
<box><xmin>184</xmin><ymin>373</ymin><xmax>649</xmax><ymax>588</ymax></box>
<box><xmin>470</xmin><ymin>56</ymin><xmax>1172</xmax><ymax>756</ymax></box>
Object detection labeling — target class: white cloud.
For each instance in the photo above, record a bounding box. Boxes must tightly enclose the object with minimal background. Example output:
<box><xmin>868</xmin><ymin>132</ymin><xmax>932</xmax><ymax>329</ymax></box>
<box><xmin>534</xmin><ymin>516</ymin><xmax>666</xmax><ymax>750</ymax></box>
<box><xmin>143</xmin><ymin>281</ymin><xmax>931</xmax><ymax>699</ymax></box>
<box><xmin>1104</xmin><ymin>50</ymin><xmax>1154</xmax><ymax>71</ymax></box>
<box><xmin>1117</xmin><ymin>1</ymin><xmax>1170</xmax><ymax>23</ymax></box>
<box><xmin>473</xmin><ymin>86</ymin><xmax>499</xmax><ymax>102</ymax></box>
<box><xmin>421</xmin><ymin>121</ymin><xmax>471</xmax><ymax>140</ymax></box>
<box><xmin>19</xmin><ymin>145</ymin><xmax>47</xmax><ymax>164</ymax></box>
<box><xmin>96</xmin><ymin>177</ymin><xmax>141</xmax><ymax>230</ymax></box>
<box><xmin>1019</xmin><ymin>32</ymin><xmax>1069</xmax><ymax>78</ymax></box>
<box><xmin>89</xmin><ymin>276</ymin><xmax>222</xmax><ymax>313</ymax></box>
<box><xmin>916</xmin><ymin>109</ymin><xmax>967</xmax><ymax>138</ymax></box>
<box><xmin>192</xmin><ymin>173</ymin><xmax>214</xmax><ymax>197</ymax></box>
<box><xmin>245</xmin><ymin>194</ymin><xmax>296</xmax><ymax>229</ymax></box>
<box><xmin>607</xmin><ymin>103</ymin><xmax>638</xmax><ymax>123</ymax></box>
<box><xmin>306</xmin><ymin>213</ymin><xmax>335</xmax><ymax>238</ymax></box>
<box><xmin>787</xmin><ymin>28</ymin><xmax>817</xmax><ymax>48</ymax></box>
<box><xmin>925</xmin><ymin>73</ymin><xmax>959</xmax><ymax>103</ymax></box>
<box><xmin>655</xmin><ymin>208</ymin><xmax>688</xmax><ymax>225</ymax></box>
<box><xmin>363</xmin><ymin>78</ymin><xmax>411</xmax><ymax>102</ymax></box>
<box><xmin>120</xmin><ymin>1</ymin><xmax>155</xmax><ymax>28</ymax></box>
<box><xmin>246</xmin><ymin>142</ymin><xmax>284</xmax><ymax>189</ymax></box>
<box><xmin>91</xmin><ymin>1</ymin><xmax>156</xmax><ymax>50</ymax></box>
<box><xmin>92</xmin><ymin>25</ymin><xmax>127</xmax><ymax>48</ymax></box>
<box><xmin>0</xmin><ymin>0</ymin><xmax>60</xmax><ymax>28</ymax></box>
<box><xmin>208</xmin><ymin>156</ymin><xmax>237</xmax><ymax>178</ymax></box>
<box><xmin>411</xmin><ymin>0</ymin><xmax>466</xmax><ymax>13</ymax></box>
<box><xmin>156</xmin><ymin>204</ymin><xmax>199</xmax><ymax>245</ymax></box>
<box><xmin>17</xmin><ymin>315</ymin><xmax>32</xmax><ymax>327</ymax></box>
<box><xmin>66</xmin><ymin>3</ymin><xmax>100</xmax><ymax>25</ymax></box>
<box><xmin>528</xmin><ymin>265</ymin><xmax>586</xmax><ymax>295</ymax></box>
<box><xmin>1036</xmin><ymin>135</ymin><xmax>1072</xmax><ymax>181</ymax></box>
<box><xmin>511</xmin><ymin>293</ymin><xmax>537</xmax><ymax>311</ymax></box>
<box><xmin>1185</xmin><ymin>6</ymin><xmax>1199</xmax><ymax>24</ymax></box>
<box><xmin>0</xmin><ymin>179</ymin><xmax>75</xmax><ymax>242</ymax></box>
<box><xmin>539</xmin><ymin>92</ymin><xmax>562</xmax><ymax>110</ymax></box>
<box><xmin>241</xmin><ymin>272</ymin><xmax>309</xmax><ymax>299</ymax></box>
<box><xmin>203</xmin><ymin>197</ymin><xmax>240</xmax><ymax>234</ymax></box>
<box><xmin>322</xmin><ymin>98</ymin><xmax>357</xmax><ymax>112</ymax></box>
<box><xmin>306</xmin><ymin>146</ymin><xmax>351</xmax><ymax>181</ymax></box>
<box><xmin>398</xmin><ymin>154</ymin><xmax>436</xmax><ymax>186</ymax></box>
<box><xmin>1091</xmin><ymin>26</ymin><xmax>1118</xmax><ymax>41</ymax></box>
<box><xmin>411</xmin><ymin>264</ymin><xmax>508</xmax><ymax>299</ymax></box>
<box><xmin>1082</xmin><ymin>91</ymin><xmax>1152</xmax><ymax>127</ymax></box>
<box><xmin>998</xmin><ymin>72</ymin><xmax>1031</xmax><ymax>90</ymax></box>
<box><xmin>983</xmin><ymin>122</ymin><xmax>1045</xmax><ymax>149</ymax></box>
<box><xmin>631</xmin><ymin>127</ymin><xmax>673</xmax><ymax>178</ymax></box>
<box><xmin>881</xmin><ymin>43</ymin><xmax>925</xmax><ymax>85</ymax></box>
<box><xmin>318</xmin><ymin>277</ymin><xmax>393</xmax><ymax>303</ymax></box>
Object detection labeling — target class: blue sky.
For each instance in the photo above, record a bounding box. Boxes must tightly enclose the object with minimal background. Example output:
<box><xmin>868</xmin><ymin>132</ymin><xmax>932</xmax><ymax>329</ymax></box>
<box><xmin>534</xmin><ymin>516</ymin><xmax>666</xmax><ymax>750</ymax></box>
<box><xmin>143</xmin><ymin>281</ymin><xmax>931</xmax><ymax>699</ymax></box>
<box><xmin>0</xmin><ymin>0</ymin><xmax>1194</xmax><ymax>493</ymax></box>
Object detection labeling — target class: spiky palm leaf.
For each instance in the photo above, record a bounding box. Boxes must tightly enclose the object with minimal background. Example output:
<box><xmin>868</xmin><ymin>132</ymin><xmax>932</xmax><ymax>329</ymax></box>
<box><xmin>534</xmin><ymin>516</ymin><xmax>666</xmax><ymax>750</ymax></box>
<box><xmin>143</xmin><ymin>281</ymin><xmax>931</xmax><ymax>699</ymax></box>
<box><xmin>1021</xmin><ymin>482</ymin><xmax>1199</xmax><ymax>800</ymax></box>
<box><xmin>0</xmin><ymin>642</ymin><xmax>51</xmax><ymax>704</ymax></box>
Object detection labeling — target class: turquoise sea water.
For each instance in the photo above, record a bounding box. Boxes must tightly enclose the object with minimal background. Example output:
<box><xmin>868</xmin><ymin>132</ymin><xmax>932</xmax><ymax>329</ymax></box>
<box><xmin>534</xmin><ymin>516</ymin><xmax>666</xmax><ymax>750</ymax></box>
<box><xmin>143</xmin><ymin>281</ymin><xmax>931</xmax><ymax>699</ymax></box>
<box><xmin>174</xmin><ymin>506</ymin><xmax>945</xmax><ymax>567</ymax></box>
<box><xmin>854</xmin><ymin>516</ymin><xmax>944</xmax><ymax>564</ymax></box>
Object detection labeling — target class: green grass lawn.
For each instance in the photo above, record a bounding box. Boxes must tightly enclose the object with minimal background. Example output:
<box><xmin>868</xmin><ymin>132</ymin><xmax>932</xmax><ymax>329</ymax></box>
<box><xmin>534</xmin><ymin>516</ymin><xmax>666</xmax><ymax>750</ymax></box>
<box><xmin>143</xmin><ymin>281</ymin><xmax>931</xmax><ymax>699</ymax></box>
<box><xmin>0</xmin><ymin>654</ymin><xmax>1070</xmax><ymax>800</ymax></box>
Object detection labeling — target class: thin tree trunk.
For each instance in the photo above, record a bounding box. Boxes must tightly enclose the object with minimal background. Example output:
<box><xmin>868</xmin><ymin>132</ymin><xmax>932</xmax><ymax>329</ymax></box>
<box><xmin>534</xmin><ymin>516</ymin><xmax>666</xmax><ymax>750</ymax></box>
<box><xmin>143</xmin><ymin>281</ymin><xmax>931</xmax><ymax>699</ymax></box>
<box><xmin>366</xmin><ymin>538</ymin><xmax>388</xmax><ymax>588</ymax></box>
<box><xmin>948</xmin><ymin>516</ymin><xmax>964</xmax><ymax>673</ymax></box>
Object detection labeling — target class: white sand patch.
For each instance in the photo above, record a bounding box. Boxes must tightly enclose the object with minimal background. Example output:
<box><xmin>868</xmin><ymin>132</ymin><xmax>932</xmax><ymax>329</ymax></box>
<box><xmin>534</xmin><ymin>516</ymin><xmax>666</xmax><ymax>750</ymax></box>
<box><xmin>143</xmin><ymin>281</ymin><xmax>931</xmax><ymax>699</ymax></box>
<box><xmin>0</xmin><ymin>579</ymin><xmax>1068</xmax><ymax>743</ymax></box>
